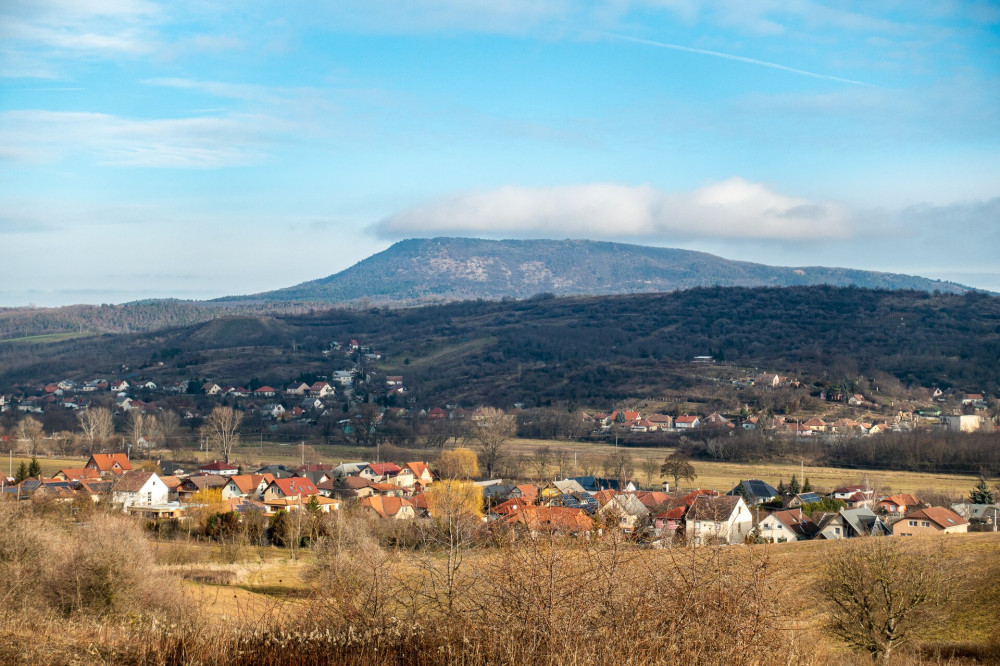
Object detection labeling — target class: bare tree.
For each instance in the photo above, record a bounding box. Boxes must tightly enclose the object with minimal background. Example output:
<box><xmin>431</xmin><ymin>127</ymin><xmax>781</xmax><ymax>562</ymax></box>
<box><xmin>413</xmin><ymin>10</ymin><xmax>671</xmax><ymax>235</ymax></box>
<box><xmin>157</xmin><ymin>409</ymin><xmax>182</xmax><ymax>449</ymax></box>
<box><xmin>639</xmin><ymin>457</ymin><xmax>660</xmax><ymax>490</ymax></box>
<box><xmin>349</xmin><ymin>403</ymin><xmax>383</xmax><ymax>448</ymax></box>
<box><xmin>201</xmin><ymin>406</ymin><xmax>243</xmax><ymax>464</ymax></box>
<box><xmin>530</xmin><ymin>446</ymin><xmax>553</xmax><ymax>482</ymax></box>
<box><xmin>15</xmin><ymin>416</ymin><xmax>43</xmax><ymax>455</ymax></box>
<box><xmin>553</xmin><ymin>448</ymin><xmax>570</xmax><ymax>479</ymax></box>
<box><xmin>125</xmin><ymin>410</ymin><xmax>145</xmax><ymax>454</ymax></box>
<box><xmin>469</xmin><ymin>407</ymin><xmax>516</xmax><ymax>478</ymax></box>
<box><xmin>660</xmin><ymin>452</ymin><xmax>698</xmax><ymax>491</ymax></box>
<box><xmin>77</xmin><ymin>407</ymin><xmax>114</xmax><ymax>453</ymax></box>
<box><xmin>603</xmin><ymin>449</ymin><xmax>634</xmax><ymax>486</ymax></box>
<box><xmin>820</xmin><ymin>537</ymin><xmax>950</xmax><ymax>664</ymax></box>
<box><xmin>419</xmin><ymin>480</ymin><xmax>482</xmax><ymax>616</ymax></box>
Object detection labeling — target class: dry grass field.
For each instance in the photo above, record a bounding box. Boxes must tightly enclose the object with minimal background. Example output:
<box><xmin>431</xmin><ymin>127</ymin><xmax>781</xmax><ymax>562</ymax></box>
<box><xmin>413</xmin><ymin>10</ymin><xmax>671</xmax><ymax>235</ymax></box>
<box><xmin>163</xmin><ymin>530</ymin><xmax>1000</xmax><ymax>661</ymax></box>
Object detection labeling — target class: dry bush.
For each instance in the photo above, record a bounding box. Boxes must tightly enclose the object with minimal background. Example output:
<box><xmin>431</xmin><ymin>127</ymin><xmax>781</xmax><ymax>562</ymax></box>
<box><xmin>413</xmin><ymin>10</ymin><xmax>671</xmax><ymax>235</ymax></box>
<box><xmin>300</xmin><ymin>514</ymin><xmax>811</xmax><ymax>666</ymax></box>
<box><xmin>819</xmin><ymin>537</ymin><xmax>953</xmax><ymax>665</ymax></box>
<box><xmin>0</xmin><ymin>500</ymin><xmax>180</xmax><ymax>621</ymax></box>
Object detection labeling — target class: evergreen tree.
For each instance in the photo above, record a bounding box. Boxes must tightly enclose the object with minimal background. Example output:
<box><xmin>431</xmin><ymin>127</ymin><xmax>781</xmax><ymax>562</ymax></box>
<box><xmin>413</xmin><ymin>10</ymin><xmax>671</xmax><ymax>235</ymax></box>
<box><xmin>777</xmin><ymin>480</ymin><xmax>787</xmax><ymax>497</ymax></box>
<box><xmin>802</xmin><ymin>477</ymin><xmax>813</xmax><ymax>493</ymax></box>
<box><xmin>13</xmin><ymin>461</ymin><xmax>28</xmax><ymax>484</ymax></box>
<box><xmin>788</xmin><ymin>476</ymin><xmax>801</xmax><ymax>496</ymax></box>
<box><xmin>969</xmin><ymin>477</ymin><xmax>995</xmax><ymax>504</ymax></box>
<box><xmin>27</xmin><ymin>457</ymin><xmax>42</xmax><ymax>479</ymax></box>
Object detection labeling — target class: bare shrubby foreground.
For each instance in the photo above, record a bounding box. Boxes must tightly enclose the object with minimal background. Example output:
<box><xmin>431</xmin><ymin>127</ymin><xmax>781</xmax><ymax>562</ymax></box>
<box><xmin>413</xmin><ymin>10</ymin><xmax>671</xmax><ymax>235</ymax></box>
<box><xmin>1</xmin><ymin>502</ymin><xmax>997</xmax><ymax>665</ymax></box>
<box><xmin>0</xmin><ymin>500</ymin><xmax>179</xmax><ymax>620</ymax></box>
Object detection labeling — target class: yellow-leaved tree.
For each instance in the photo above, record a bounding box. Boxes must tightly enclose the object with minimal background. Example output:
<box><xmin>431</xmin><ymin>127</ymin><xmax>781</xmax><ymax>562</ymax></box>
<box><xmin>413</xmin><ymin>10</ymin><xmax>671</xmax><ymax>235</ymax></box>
<box><xmin>188</xmin><ymin>487</ymin><xmax>227</xmax><ymax>536</ymax></box>
<box><xmin>437</xmin><ymin>447</ymin><xmax>480</xmax><ymax>480</ymax></box>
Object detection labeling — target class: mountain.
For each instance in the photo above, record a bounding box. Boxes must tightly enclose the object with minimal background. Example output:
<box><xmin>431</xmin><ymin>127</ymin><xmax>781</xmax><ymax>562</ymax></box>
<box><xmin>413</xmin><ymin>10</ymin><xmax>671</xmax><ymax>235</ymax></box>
<box><xmin>226</xmin><ymin>237</ymin><xmax>973</xmax><ymax>304</ymax></box>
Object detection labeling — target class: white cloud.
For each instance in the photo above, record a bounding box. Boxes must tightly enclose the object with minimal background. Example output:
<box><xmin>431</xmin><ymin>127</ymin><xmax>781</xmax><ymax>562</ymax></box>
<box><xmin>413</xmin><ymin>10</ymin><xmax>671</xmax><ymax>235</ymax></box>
<box><xmin>375</xmin><ymin>178</ymin><xmax>852</xmax><ymax>241</ymax></box>
<box><xmin>0</xmin><ymin>110</ymin><xmax>274</xmax><ymax>167</ymax></box>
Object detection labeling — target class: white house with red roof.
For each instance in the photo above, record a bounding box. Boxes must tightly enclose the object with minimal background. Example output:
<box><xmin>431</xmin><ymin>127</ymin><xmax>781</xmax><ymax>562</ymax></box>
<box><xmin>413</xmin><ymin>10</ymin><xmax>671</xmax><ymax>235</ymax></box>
<box><xmin>395</xmin><ymin>462</ymin><xmax>434</xmax><ymax>488</ymax></box>
<box><xmin>675</xmin><ymin>415</ymin><xmax>700</xmax><ymax>429</ymax></box>
<box><xmin>199</xmin><ymin>460</ymin><xmax>240</xmax><ymax>477</ymax></box>
<box><xmin>222</xmin><ymin>473</ymin><xmax>275</xmax><ymax>500</ymax></box>
<box><xmin>309</xmin><ymin>382</ymin><xmax>335</xmax><ymax>397</ymax></box>
<box><xmin>254</xmin><ymin>386</ymin><xmax>277</xmax><ymax>397</ymax></box>
<box><xmin>360</xmin><ymin>462</ymin><xmax>402</xmax><ymax>483</ymax></box>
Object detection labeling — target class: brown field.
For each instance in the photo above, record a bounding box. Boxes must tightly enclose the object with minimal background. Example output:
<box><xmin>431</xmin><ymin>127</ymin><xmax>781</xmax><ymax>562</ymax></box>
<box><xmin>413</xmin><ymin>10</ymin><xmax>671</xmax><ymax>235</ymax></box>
<box><xmin>168</xmin><ymin>530</ymin><xmax>1000</xmax><ymax>655</ymax></box>
<box><xmin>2</xmin><ymin>489</ymin><xmax>998</xmax><ymax>665</ymax></box>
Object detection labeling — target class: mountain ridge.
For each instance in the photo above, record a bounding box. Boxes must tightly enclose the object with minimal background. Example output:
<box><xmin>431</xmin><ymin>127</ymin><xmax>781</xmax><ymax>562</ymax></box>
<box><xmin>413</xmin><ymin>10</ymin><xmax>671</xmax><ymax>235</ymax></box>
<box><xmin>223</xmin><ymin>237</ymin><xmax>973</xmax><ymax>304</ymax></box>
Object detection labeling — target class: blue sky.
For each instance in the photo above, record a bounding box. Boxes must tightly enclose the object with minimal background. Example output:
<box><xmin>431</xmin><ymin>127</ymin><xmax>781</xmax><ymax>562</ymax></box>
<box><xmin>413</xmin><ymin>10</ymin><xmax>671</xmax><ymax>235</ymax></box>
<box><xmin>2</xmin><ymin>1</ymin><xmax>999</xmax><ymax>306</ymax></box>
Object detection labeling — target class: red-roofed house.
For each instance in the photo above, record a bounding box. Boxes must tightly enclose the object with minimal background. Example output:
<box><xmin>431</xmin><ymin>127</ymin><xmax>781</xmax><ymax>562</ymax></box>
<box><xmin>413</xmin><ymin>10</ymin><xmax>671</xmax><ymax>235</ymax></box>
<box><xmin>892</xmin><ymin>507</ymin><xmax>968</xmax><ymax>536</ymax></box>
<box><xmin>85</xmin><ymin>453</ymin><xmax>132</xmax><ymax>477</ymax></box>
<box><xmin>675</xmin><ymin>415</ymin><xmax>700</xmax><ymax>429</ymax></box>
<box><xmin>504</xmin><ymin>505</ymin><xmax>594</xmax><ymax>535</ymax></box>
<box><xmin>395</xmin><ymin>462</ymin><xmax>434</xmax><ymax>488</ymax></box>
<box><xmin>53</xmin><ymin>467</ymin><xmax>101</xmax><ymax>482</ymax></box>
<box><xmin>360</xmin><ymin>462</ymin><xmax>401</xmax><ymax>483</ymax></box>
<box><xmin>222</xmin><ymin>473</ymin><xmax>275</xmax><ymax>500</ymax></box>
<box><xmin>263</xmin><ymin>477</ymin><xmax>319</xmax><ymax>502</ymax></box>
<box><xmin>199</xmin><ymin>460</ymin><xmax>239</xmax><ymax>476</ymax></box>
<box><xmin>359</xmin><ymin>495</ymin><xmax>415</xmax><ymax>519</ymax></box>
<box><xmin>254</xmin><ymin>386</ymin><xmax>277</xmax><ymax>397</ymax></box>
<box><xmin>877</xmin><ymin>494</ymin><xmax>923</xmax><ymax>515</ymax></box>
<box><xmin>309</xmin><ymin>382</ymin><xmax>335</xmax><ymax>397</ymax></box>
<box><xmin>757</xmin><ymin>508</ymin><xmax>818</xmax><ymax>542</ymax></box>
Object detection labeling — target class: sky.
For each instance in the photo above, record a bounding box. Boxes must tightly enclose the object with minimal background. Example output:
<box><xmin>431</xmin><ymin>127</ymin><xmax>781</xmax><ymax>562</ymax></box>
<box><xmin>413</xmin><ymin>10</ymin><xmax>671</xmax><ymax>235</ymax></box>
<box><xmin>2</xmin><ymin>1</ymin><xmax>999</xmax><ymax>306</ymax></box>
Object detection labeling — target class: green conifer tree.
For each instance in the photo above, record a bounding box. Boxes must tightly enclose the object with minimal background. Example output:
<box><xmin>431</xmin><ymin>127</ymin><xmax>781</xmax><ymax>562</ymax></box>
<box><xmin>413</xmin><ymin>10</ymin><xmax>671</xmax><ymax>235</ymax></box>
<box><xmin>27</xmin><ymin>457</ymin><xmax>42</xmax><ymax>479</ymax></box>
<box><xmin>13</xmin><ymin>461</ymin><xmax>28</xmax><ymax>484</ymax></box>
<box><xmin>788</xmin><ymin>476</ymin><xmax>800</xmax><ymax>496</ymax></box>
<box><xmin>969</xmin><ymin>477</ymin><xmax>995</xmax><ymax>505</ymax></box>
<box><xmin>802</xmin><ymin>477</ymin><xmax>813</xmax><ymax>493</ymax></box>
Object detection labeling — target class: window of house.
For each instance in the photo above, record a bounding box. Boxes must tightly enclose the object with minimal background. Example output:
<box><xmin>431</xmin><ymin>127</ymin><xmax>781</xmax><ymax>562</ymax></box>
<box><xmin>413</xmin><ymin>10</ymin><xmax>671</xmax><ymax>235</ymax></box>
<box><xmin>834</xmin><ymin>527</ymin><xmax>841</xmax><ymax>535</ymax></box>
<box><xmin>146</xmin><ymin>491</ymin><xmax>152</xmax><ymax>504</ymax></box>
<box><xmin>909</xmin><ymin>520</ymin><xmax>917</xmax><ymax>526</ymax></box>
<box><xmin>694</xmin><ymin>521</ymin><xmax>701</xmax><ymax>529</ymax></box>
<box><xmin>921</xmin><ymin>521</ymin><xmax>930</xmax><ymax>527</ymax></box>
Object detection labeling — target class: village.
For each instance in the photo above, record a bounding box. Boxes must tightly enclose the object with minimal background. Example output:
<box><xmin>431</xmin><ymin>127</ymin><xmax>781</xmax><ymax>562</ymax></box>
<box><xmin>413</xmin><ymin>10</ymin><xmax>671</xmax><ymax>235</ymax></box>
<box><xmin>2</xmin><ymin>335</ymin><xmax>998</xmax><ymax>549</ymax></box>
<box><xmin>2</xmin><ymin>337</ymin><xmax>997</xmax><ymax>459</ymax></box>
<box><xmin>4</xmin><ymin>444</ymin><xmax>997</xmax><ymax>550</ymax></box>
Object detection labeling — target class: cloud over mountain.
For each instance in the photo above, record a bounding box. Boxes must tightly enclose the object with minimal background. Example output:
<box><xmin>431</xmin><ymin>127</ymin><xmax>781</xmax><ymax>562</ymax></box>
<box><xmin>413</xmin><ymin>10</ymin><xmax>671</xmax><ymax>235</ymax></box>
<box><xmin>375</xmin><ymin>178</ymin><xmax>852</xmax><ymax>241</ymax></box>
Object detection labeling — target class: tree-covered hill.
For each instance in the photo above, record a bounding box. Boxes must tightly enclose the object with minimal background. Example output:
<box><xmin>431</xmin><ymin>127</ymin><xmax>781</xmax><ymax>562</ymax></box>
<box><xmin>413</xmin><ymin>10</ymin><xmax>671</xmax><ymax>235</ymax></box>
<box><xmin>2</xmin><ymin>286</ymin><xmax>998</xmax><ymax>407</ymax></box>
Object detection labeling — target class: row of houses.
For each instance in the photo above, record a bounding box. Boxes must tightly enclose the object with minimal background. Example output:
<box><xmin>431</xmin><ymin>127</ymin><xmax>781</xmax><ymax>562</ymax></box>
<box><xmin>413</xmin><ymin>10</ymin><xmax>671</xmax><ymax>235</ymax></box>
<box><xmin>4</xmin><ymin>452</ymin><xmax>996</xmax><ymax>544</ymax></box>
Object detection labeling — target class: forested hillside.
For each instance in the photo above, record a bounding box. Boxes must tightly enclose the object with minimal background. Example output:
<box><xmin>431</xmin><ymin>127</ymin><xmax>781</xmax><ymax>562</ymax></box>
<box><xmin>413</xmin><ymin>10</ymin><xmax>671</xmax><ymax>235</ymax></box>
<box><xmin>0</xmin><ymin>300</ymin><xmax>312</xmax><ymax>341</ymax></box>
<box><xmin>2</xmin><ymin>287</ymin><xmax>998</xmax><ymax>407</ymax></box>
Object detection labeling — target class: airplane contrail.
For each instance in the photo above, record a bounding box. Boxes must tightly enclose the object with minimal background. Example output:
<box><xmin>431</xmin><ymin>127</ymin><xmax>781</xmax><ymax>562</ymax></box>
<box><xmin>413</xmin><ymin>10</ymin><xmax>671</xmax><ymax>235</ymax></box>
<box><xmin>608</xmin><ymin>33</ymin><xmax>873</xmax><ymax>87</ymax></box>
